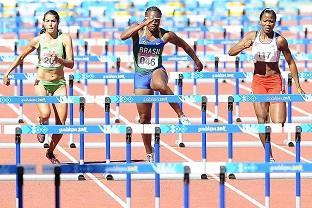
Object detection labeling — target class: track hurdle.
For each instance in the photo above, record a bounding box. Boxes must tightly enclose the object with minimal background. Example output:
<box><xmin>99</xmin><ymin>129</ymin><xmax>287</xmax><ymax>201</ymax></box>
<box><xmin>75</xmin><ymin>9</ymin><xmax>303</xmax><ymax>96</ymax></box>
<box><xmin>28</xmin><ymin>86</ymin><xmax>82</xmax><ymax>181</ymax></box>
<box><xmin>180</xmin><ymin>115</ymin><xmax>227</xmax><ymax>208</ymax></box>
<box><xmin>43</xmin><ymin>163</ymin><xmax>190</xmax><ymax>208</ymax></box>
<box><xmin>5</xmin><ymin>121</ymin><xmax>312</xmax><ymax>178</ymax></box>
<box><xmin>226</xmin><ymin>159</ymin><xmax>312</xmax><ymax>208</ymax></box>
<box><xmin>0</xmin><ymin>165</ymin><xmax>36</xmax><ymax>208</ymax></box>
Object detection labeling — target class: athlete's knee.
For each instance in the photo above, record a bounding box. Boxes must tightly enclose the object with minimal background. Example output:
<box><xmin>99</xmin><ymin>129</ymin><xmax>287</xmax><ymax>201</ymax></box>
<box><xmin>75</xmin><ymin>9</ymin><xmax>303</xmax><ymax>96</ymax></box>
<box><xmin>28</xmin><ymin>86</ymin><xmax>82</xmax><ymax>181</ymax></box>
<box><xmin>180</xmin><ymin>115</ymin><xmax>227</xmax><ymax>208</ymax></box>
<box><xmin>151</xmin><ymin>81</ymin><xmax>166</xmax><ymax>92</ymax></box>
<box><xmin>271</xmin><ymin>118</ymin><xmax>285</xmax><ymax>124</ymax></box>
<box><xmin>39</xmin><ymin>115</ymin><xmax>50</xmax><ymax>124</ymax></box>
<box><xmin>55</xmin><ymin>120</ymin><xmax>66</xmax><ymax>125</ymax></box>
<box><xmin>256</xmin><ymin>116</ymin><xmax>269</xmax><ymax>124</ymax></box>
<box><xmin>138</xmin><ymin>114</ymin><xmax>151</xmax><ymax>124</ymax></box>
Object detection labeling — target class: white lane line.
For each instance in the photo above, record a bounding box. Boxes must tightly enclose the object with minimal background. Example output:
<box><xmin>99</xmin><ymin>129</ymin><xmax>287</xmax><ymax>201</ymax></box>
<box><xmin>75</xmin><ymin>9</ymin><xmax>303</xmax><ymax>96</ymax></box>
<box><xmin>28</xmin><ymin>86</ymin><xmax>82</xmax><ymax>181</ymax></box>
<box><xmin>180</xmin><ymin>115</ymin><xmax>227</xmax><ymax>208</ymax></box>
<box><xmin>0</xmin><ymin>93</ymin><xmax>127</xmax><ymax>208</ymax></box>
<box><xmin>73</xmin><ymin>86</ymin><xmax>265</xmax><ymax>208</ymax></box>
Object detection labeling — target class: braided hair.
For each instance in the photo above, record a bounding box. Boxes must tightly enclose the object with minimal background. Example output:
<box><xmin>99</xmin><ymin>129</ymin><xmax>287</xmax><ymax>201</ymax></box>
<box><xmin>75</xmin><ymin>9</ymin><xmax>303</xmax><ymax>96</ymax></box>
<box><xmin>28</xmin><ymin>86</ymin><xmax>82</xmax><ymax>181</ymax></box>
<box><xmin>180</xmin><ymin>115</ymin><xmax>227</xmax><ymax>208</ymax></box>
<box><xmin>145</xmin><ymin>6</ymin><xmax>162</xmax><ymax>17</ymax></box>
<box><xmin>259</xmin><ymin>8</ymin><xmax>276</xmax><ymax>21</ymax></box>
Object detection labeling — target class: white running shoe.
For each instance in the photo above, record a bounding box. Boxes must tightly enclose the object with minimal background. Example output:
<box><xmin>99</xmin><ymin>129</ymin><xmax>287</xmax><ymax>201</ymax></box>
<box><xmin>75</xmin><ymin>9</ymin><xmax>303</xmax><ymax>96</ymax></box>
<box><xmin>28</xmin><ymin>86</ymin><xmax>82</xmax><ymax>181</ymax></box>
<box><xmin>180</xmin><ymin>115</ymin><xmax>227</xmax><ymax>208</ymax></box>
<box><xmin>146</xmin><ymin>153</ymin><xmax>154</xmax><ymax>163</ymax></box>
<box><xmin>178</xmin><ymin>114</ymin><xmax>191</xmax><ymax>125</ymax></box>
<box><xmin>146</xmin><ymin>147</ymin><xmax>155</xmax><ymax>163</ymax></box>
<box><xmin>269</xmin><ymin>157</ymin><xmax>275</xmax><ymax>163</ymax></box>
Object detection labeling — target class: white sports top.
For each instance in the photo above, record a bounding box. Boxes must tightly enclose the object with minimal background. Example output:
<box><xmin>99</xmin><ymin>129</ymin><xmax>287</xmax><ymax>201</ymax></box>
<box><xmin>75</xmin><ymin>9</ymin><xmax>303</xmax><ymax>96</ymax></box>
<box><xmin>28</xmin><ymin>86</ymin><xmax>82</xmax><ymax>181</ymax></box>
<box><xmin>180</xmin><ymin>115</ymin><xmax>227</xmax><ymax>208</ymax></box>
<box><xmin>251</xmin><ymin>31</ymin><xmax>281</xmax><ymax>63</ymax></box>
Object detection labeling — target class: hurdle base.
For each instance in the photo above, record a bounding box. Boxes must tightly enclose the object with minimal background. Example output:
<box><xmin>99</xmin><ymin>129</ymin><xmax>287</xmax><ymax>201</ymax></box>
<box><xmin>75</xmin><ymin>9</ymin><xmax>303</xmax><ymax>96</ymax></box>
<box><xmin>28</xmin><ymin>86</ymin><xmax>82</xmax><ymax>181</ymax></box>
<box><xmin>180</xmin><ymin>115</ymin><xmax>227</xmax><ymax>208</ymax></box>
<box><xmin>0</xmin><ymin>143</ymin><xmax>47</xmax><ymax>148</ymax></box>
<box><xmin>283</xmin><ymin>139</ymin><xmax>295</xmax><ymax>147</ymax></box>
<box><xmin>228</xmin><ymin>172</ymin><xmax>312</xmax><ymax>179</ymax></box>
<box><xmin>106</xmin><ymin>174</ymin><xmax>114</xmax><ymax>180</ymax></box>
<box><xmin>114</xmin><ymin>118</ymin><xmax>121</xmax><ymax>123</ymax></box>
<box><xmin>235</xmin><ymin>116</ymin><xmax>311</xmax><ymax>123</ymax></box>
<box><xmin>0</xmin><ymin>174</ymin><xmax>80</xmax><ymax>181</ymax></box>
<box><xmin>106</xmin><ymin>173</ymin><xmax>208</xmax><ymax>180</ymax></box>
<box><xmin>288</xmin><ymin>141</ymin><xmax>295</xmax><ymax>147</ymax></box>
<box><xmin>228</xmin><ymin>173</ymin><xmax>236</xmax><ymax>179</ymax></box>
<box><xmin>236</xmin><ymin>117</ymin><xmax>242</xmax><ymax>122</ymax></box>
<box><xmin>69</xmin><ymin>142</ymin><xmax>145</xmax><ymax>148</ymax></box>
<box><xmin>70</xmin><ymin>143</ymin><xmax>77</xmax><ymax>148</ymax></box>
<box><xmin>178</xmin><ymin>142</ymin><xmax>185</xmax><ymax>148</ymax></box>
<box><xmin>18</xmin><ymin>119</ymin><xmax>24</xmax><ymax>124</ymax></box>
<box><xmin>201</xmin><ymin>174</ymin><xmax>208</xmax><ymax>179</ymax></box>
<box><xmin>78</xmin><ymin>174</ymin><xmax>86</xmax><ymax>180</ymax></box>
<box><xmin>0</xmin><ymin>118</ymin><xmax>23</xmax><ymax>124</ymax></box>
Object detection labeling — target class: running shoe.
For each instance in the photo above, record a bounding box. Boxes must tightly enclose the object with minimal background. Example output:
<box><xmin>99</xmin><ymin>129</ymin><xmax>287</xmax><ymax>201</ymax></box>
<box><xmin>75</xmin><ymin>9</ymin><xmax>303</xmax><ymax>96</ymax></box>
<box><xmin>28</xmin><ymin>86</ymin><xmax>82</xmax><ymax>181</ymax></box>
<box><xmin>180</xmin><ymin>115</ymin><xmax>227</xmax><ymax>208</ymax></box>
<box><xmin>37</xmin><ymin>134</ymin><xmax>45</xmax><ymax>143</ymax></box>
<box><xmin>269</xmin><ymin>157</ymin><xmax>275</xmax><ymax>163</ymax></box>
<box><xmin>178</xmin><ymin>114</ymin><xmax>191</xmax><ymax>125</ymax></box>
<box><xmin>46</xmin><ymin>151</ymin><xmax>60</xmax><ymax>164</ymax></box>
<box><xmin>146</xmin><ymin>147</ymin><xmax>155</xmax><ymax>163</ymax></box>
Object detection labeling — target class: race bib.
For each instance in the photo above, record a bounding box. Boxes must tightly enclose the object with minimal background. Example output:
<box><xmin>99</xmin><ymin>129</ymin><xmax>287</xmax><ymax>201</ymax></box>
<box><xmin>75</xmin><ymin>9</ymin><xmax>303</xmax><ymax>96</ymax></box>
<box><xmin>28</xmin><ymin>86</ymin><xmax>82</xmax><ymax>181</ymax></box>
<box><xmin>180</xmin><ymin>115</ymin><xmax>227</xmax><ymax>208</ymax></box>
<box><xmin>138</xmin><ymin>54</ymin><xmax>158</xmax><ymax>69</ymax></box>
<box><xmin>255</xmin><ymin>51</ymin><xmax>272</xmax><ymax>61</ymax></box>
<box><xmin>40</xmin><ymin>52</ymin><xmax>61</xmax><ymax>68</ymax></box>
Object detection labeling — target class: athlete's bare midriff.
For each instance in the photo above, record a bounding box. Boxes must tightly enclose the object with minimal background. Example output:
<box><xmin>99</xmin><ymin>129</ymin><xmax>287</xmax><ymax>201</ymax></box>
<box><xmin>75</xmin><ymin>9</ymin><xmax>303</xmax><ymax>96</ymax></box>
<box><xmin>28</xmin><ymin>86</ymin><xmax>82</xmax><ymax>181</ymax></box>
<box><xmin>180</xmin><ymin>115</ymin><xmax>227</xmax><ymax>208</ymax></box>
<box><xmin>36</xmin><ymin>67</ymin><xmax>64</xmax><ymax>81</ymax></box>
<box><xmin>254</xmin><ymin>61</ymin><xmax>281</xmax><ymax>77</ymax></box>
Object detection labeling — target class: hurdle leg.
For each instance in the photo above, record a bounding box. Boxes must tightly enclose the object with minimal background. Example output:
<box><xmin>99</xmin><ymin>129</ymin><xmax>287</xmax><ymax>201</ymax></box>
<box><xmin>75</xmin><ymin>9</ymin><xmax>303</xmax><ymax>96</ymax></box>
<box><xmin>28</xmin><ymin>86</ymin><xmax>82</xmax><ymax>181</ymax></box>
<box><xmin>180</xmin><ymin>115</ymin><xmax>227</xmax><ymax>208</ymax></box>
<box><xmin>155</xmin><ymin>127</ymin><xmax>161</xmax><ymax>208</ymax></box>
<box><xmin>184</xmin><ymin>166</ymin><xmax>190</xmax><ymax>208</ymax></box>
<box><xmin>265</xmin><ymin>126</ymin><xmax>271</xmax><ymax>208</ymax></box>
<box><xmin>83</xmin><ymin>41</ymin><xmax>88</xmax><ymax>94</ymax></box>
<box><xmin>126</xmin><ymin>127</ymin><xmax>132</xmax><ymax>208</ymax></box>
<box><xmin>16</xmin><ymin>166</ymin><xmax>24</xmax><ymax>208</ymax></box>
<box><xmin>214</xmin><ymin>57</ymin><xmax>219</xmax><ymax>123</ymax></box>
<box><xmin>201</xmin><ymin>96</ymin><xmax>208</xmax><ymax>179</ymax></box>
<box><xmin>284</xmin><ymin>75</ymin><xmax>295</xmax><ymax>147</ymax></box>
<box><xmin>114</xmin><ymin>58</ymin><xmax>121</xmax><ymax>123</ymax></box>
<box><xmin>78</xmin><ymin>98</ymin><xmax>86</xmax><ymax>180</ymax></box>
<box><xmin>227</xmin><ymin>97</ymin><xmax>234</xmax><ymax>162</ymax></box>
<box><xmin>105</xmin><ymin>98</ymin><xmax>113</xmax><ymax>180</ymax></box>
<box><xmin>54</xmin><ymin>166</ymin><xmax>61</xmax><ymax>208</ymax></box>
<box><xmin>68</xmin><ymin>75</ymin><xmax>76</xmax><ymax>148</ymax></box>
<box><xmin>295</xmin><ymin>126</ymin><xmax>302</xmax><ymax>208</ymax></box>
<box><xmin>219</xmin><ymin>166</ymin><xmax>225</xmax><ymax>208</ymax></box>
<box><xmin>176</xmin><ymin>75</ymin><xmax>185</xmax><ymax>147</ymax></box>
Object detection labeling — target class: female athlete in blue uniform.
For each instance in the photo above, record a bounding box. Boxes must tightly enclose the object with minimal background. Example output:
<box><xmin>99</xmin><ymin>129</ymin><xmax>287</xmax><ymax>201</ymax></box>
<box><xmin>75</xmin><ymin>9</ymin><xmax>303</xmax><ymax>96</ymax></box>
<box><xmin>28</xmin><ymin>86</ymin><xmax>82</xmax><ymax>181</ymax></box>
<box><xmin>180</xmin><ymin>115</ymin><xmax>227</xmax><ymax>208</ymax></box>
<box><xmin>121</xmin><ymin>6</ymin><xmax>203</xmax><ymax>162</ymax></box>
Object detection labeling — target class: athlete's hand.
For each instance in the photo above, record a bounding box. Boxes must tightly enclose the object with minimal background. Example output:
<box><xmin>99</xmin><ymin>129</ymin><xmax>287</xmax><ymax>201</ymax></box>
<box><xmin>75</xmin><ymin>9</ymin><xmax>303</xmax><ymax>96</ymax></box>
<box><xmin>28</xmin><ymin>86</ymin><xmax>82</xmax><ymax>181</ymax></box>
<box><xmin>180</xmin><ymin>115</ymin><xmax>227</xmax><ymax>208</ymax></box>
<box><xmin>2</xmin><ymin>73</ymin><xmax>10</xmax><ymax>86</ymax></box>
<box><xmin>195</xmin><ymin>59</ymin><xmax>203</xmax><ymax>72</ymax></box>
<box><xmin>243</xmin><ymin>39</ymin><xmax>253</xmax><ymax>49</ymax></box>
<box><xmin>142</xmin><ymin>17</ymin><xmax>158</xmax><ymax>26</ymax></box>
<box><xmin>50</xmin><ymin>51</ymin><xmax>59</xmax><ymax>64</ymax></box>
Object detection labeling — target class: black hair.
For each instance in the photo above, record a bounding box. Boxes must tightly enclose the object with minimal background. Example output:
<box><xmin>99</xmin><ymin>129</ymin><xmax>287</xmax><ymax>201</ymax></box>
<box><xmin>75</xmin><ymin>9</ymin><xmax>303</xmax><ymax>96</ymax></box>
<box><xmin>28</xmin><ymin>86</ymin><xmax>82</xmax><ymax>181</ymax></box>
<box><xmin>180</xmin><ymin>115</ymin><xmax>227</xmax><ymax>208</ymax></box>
<box><xmin>259</xmin><ymin>8</ymin><xmax>276</xmax><ymax>21</ymax></box>
<box><xmin>145</xmin><ymin>6</ymin><xmax>162</xmax><ymax>17</ymax></box>
<box><xmin>40</xmin><ymin>10</ymin><xmax>60</xmax><ymax>34</ymax></box>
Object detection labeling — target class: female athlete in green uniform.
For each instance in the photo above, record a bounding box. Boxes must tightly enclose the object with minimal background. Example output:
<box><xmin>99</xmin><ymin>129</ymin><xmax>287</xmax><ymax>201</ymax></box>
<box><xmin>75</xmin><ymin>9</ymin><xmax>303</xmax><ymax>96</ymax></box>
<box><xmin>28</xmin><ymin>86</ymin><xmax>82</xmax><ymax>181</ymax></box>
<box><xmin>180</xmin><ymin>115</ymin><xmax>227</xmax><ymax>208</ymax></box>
<box><xmin>3</xmin><ymin>10</ymin><xmax>74</xmax><ymax>163</ymax></box>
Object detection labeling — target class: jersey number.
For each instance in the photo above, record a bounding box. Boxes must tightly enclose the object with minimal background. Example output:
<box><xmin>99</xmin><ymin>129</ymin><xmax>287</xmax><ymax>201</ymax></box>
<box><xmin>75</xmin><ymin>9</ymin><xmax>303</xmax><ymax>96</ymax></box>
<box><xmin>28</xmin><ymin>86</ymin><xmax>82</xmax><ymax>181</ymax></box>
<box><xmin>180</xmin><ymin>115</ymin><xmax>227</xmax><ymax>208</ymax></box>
<box><xmin>43</xmin><ymin>57</ymin><xmax>56</xmax><ymax>65</ymax></box>
<box><xmin>257</xmin><ymin>52</ymin><xmax>271</xmax><ymax>60</ymax></box>
<box><xmin>139</xmin><ymin>57</ymin><xmax>156</xmax><ymax>66</ymax></box>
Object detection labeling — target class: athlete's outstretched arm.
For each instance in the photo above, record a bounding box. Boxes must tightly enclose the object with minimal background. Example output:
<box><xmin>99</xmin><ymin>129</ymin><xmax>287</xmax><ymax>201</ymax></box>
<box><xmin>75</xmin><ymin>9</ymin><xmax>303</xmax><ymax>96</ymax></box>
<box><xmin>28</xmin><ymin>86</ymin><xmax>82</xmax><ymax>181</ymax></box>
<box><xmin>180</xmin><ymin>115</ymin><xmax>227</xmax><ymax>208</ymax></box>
<box><xmin>120</xmin><ymin>18</ymin><xmax>156</xmax><ymax>40</ymax></box>
<box><xmin>166</xmin><ymin>31</ymin><xmax>203</xmax><ymax>71</ymax></box>
<box><xmin>279</xmin><ymin>37</ymin><xmax>305</xmax><ymax>94</ymax></box>
<box><xmin>3</xmin><ymin>36</ymin><xmax>39</xmax><ymax>85</ymax></box>
<box><xmin>228</xmin><ymin>31</ymin><xmax>255</xmax><ymax>56</ymax></box>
